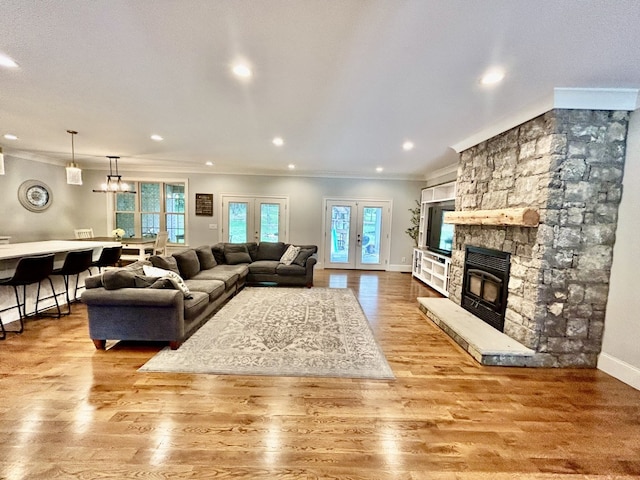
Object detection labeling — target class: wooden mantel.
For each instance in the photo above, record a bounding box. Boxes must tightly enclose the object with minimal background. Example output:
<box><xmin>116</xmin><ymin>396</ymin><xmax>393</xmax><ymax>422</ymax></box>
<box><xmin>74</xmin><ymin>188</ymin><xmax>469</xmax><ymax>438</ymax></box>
<box><xmin>443</xmin><ymin>207</ymin><xmax>539</xmax><ymax>227</ymax></box>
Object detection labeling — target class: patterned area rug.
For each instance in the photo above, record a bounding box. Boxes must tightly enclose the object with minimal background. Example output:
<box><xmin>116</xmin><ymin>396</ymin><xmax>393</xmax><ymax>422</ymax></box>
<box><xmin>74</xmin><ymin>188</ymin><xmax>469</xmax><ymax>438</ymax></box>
<box><xmin>139</xmin><ymin>287</ymin><xmax>394</xmax><ymax>379</ymax></box>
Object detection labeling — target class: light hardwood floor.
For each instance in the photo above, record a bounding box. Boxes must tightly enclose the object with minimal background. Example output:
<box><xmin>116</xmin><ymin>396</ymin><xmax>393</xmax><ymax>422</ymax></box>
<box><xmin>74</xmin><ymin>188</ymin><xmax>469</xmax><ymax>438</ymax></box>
<box><xmin>1</xmin><ymin>270</ymin><xmax>639</xmax><ymax>479</ymax></box>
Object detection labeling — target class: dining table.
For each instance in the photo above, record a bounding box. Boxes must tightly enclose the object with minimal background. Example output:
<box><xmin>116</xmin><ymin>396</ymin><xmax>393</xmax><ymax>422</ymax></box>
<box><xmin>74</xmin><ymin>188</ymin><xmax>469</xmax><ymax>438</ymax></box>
<box><xmin>79</xmin><ymin>236</ymin><xmax>157</xmax><ymax>262</ymax></box>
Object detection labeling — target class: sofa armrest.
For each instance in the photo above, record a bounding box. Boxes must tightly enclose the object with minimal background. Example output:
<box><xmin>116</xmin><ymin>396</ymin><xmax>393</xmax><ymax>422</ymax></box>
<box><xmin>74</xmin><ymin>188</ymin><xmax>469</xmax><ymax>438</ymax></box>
<box><xmin>82</xmin><ymin>287</ymin><xmax>183</xmax><ymax>308</ymax></box>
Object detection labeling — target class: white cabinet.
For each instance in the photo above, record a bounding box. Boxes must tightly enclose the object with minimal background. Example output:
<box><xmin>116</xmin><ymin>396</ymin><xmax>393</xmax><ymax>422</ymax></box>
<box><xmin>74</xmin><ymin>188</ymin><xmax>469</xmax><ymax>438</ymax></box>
<box><xmin>412</xmin><ymin>248</ymin><xmax>451</xmax><ymax>297</ymax></box>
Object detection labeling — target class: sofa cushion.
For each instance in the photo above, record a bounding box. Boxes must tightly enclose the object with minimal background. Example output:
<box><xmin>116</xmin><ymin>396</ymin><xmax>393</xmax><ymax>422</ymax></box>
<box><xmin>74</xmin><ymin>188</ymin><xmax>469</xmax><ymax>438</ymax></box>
<box><xmin>211</xmin><ymin>243</ymin><xmax>226</xmax><ymax>265</ymax></box>
<box><xmin>185</xmin><ymin>279</ymin><xmax>226</xmax><ymax>302</ymax></box>
<box><xmin>172</xmin><ymin>249</ymin><xmax>201</xmax><ymax>279</ymax></box>
<box><xmin>149</xmin><ymin>255</ymin><xmax>180</xmax><ymax>274</ymax></box>
<box><xmin>248</xmin><ymin>260</ymin><xmax>279</xmax><ymax>275</ymax></box>
<box><xmin>280</xmin><ymin>245</ymin><xmax>300</xmax><ymax>265</ymax></box>
<box><xmin>195</xmin><ymin>245</ymin><xmax>217</xmax><ymax>270</ymax></box>
<box><xmin>191</xmin><ymin>268</ymin><xmax>240</xmax><ymax>290</ymax></box>
<box><xmin>183</xmin><ymin>291</ymin><xmax>210</xmax><ymax>321</ymax></box>
<box><xmin>224</xmin><ymin>244</ymin><xmax>252</xmax><ymax>265</ymax></box>
<box><xmin>293</xmin><ymin>248</ymin><xmax>315</xmax><ymax>267</ymax></box>
<box><xmin>275</xmin><ymin>263</ymin><xmax>307</xmax><ymax>276</ymax></box>
<box><xmin>246</xmin><ymin>242</ymin><xmax>258</xmax><ymax>261</ymax></box>
<box><xmin>255</xmin><ymin>242</ymin><xmax>287</xmax><ymax>261</ymax></box>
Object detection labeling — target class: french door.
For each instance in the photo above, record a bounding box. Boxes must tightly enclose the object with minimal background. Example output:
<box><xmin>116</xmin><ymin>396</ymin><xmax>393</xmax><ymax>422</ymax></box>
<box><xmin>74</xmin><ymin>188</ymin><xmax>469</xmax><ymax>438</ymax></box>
<box><xmin>221</xmin><ymin>195</ymin><xmax>288</xmax><ymax>243</ymax></box>
<box><xmin>323</xmin><ymin>199</ymin><xmax>391</xmax><ymax>270</ymax></box>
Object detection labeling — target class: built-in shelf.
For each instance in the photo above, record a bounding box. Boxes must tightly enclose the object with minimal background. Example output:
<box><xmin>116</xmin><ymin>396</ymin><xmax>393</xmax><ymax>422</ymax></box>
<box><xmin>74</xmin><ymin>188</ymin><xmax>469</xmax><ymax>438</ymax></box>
<box><xmin>417</xmin><ymin>181</ymin><xmax>456</xmax><ymax>252</ymax></box>
<box><xmin>412</xmin><ymin>248</ymin><xmax>451</xmax><ymax>297</ymax></box>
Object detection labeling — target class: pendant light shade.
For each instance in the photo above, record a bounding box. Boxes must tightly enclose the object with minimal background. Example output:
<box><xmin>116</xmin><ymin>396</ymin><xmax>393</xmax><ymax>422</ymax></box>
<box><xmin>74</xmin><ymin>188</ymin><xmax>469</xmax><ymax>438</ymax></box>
<box><xmin>65</xmin><ymin>130</ymin><xmax>82</xmax><ymax>185</ymax></box>
<box><xmin>92</xmin><ymin>156</ymin><xmax>136</xmax><ymax>193</ymax></box>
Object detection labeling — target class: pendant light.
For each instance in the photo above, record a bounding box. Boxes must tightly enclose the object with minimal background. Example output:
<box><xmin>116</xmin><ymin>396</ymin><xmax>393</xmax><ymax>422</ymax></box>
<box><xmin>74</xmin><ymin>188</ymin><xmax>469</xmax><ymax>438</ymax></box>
<box><xmin>65</xmin><ymin>130</ymin><xmax>83</xmax><ymax>185</ymax></box>
<box><xmin>92</xmin><ymin>156</ymin><xmax>136</xmax><ymax>193</ymax></box>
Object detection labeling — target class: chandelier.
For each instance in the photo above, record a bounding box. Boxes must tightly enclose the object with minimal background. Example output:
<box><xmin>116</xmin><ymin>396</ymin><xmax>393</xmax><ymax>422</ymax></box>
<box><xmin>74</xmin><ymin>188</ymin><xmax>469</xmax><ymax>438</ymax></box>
<box><xmin>65</xmin><ymin>130</ymin><xmax>83</xmax><ymax>185</ymax></box>
<box><xmin>92</xmin><ymin>156</ymin><xmax>136</xmax><ymax>193</ymax></box>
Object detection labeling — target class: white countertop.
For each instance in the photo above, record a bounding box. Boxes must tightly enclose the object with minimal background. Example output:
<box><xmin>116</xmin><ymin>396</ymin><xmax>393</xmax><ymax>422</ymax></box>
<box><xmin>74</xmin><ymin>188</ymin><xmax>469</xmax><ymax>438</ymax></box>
<box><xmin>0</xmin><ymin>240</ymin><xmax>120</xmax><ymax>261</ymax></box>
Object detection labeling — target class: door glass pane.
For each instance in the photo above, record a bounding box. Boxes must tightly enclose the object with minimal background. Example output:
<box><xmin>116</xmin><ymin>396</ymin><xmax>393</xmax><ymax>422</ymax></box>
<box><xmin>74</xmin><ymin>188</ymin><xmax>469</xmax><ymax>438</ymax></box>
<box><xmin>331</xmin><ymin>206</ymin><xmax>351</xmax><ymax>263</ymax></box>
<box><xmin>229</xmin><ymin>202</ymin><xmax>248</xmax><ymax>243</ymax></box>
<box><xmin>361</xmin><ymin>207</ymin><xmax>382</xmax><ymax>264</ymax></box>
<box><xmin>115</xmin><ymin>213</ymin><xmax>135</xmax><ymax>238</ymax></box>
<box><xmin>260</xmin><ymin>203</ymin><xmax>280</xmax><ymax>242</ymax></box>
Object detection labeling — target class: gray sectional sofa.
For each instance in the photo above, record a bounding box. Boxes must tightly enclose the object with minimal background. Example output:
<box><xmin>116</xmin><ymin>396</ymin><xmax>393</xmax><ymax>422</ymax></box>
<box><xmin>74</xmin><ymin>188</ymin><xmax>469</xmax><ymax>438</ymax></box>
<box><xmin>82</xmin><ymin>242</ymin><xmax>317</xmax><ymax>349</ymax></box>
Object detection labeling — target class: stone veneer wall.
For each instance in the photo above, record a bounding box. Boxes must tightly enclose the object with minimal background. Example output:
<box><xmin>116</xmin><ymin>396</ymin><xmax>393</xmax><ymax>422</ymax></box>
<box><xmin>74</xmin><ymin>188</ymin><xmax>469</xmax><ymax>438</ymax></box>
<box><xmin>449</xmin><ymin>109</ymin><xmax>629</xmax><ymax>367</ymax></box>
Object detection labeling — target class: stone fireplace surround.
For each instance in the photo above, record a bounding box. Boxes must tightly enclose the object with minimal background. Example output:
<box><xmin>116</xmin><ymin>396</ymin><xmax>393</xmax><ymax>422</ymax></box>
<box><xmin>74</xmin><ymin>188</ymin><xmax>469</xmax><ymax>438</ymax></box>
<box><xmin>440</xmin><ymin>109</ymin><xmax>629</xmax><ymax>368</ymax></box>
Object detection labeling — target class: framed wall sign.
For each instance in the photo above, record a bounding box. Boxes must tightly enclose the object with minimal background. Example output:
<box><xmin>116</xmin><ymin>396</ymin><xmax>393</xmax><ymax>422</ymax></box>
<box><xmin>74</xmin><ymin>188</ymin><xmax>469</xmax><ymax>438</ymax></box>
<box><xmin>195</xmin><ymin>193</ymin><xmax>213</xmax><ymax>216</ymax></box>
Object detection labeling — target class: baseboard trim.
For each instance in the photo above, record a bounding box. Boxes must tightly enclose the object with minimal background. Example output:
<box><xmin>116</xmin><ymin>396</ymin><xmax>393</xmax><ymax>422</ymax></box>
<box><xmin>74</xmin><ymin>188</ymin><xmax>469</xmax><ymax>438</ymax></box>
<box><xmin>598</xmin><ymin>352</ymin><xmax>640</xmax><ymax>391</ymax></box>
<box><xmin>387</xmin><ymin>264</ymin><xmax>412</xmax><ymax>273</ymax></box>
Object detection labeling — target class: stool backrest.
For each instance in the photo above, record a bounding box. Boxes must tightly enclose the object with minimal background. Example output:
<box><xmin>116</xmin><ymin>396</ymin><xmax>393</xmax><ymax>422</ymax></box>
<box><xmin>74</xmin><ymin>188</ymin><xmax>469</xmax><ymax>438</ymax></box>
<box><xmin>9</xmin><ymin>254</ymin><xmax>55</xmax><ymax>285</ymax></box>
<box><xmin>95</xmin><ymin>246</ymin><xmax>122</xmax><ymax>267</ymax></box>
<box><xmin>60</xmin><ymin>249</ymin><xmax>94</xmax><ymax>275</ymax></box>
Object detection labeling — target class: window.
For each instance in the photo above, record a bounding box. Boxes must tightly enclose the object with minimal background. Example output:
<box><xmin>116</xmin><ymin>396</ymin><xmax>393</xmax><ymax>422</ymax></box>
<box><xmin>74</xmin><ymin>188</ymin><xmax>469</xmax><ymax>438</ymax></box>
<box><xmin>221</xmin><ymin>195</ymin><xmax>288</xmax><ymax>243</ymax></box>
<box><xmin>114</xmin><ymin>181</ymin><xmax>186</xmax><ymax>244</ymax></box>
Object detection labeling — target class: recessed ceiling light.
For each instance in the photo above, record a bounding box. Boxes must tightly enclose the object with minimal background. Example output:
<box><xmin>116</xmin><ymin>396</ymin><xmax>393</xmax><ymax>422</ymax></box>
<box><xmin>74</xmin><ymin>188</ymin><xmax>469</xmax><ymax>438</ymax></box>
<box><xmin>376</xmin><ymin>167</ymin><xmax>384</xmax><ymax>173</ymax></box>
<box><xmin>480</xmin><ymin>68</ymin><xmax>505</xmax><ymax>86</ymax></box>
<box><xmin>150</xmin><ymin>134</ymin><xmax>163</xmax><ymax>141</ymax></box>
<box><xmin>205</xmin><ymin>161</ymin><xmax>213</xmax><ymax>166</ymax></box>
<box><xmin>288</xmin><ymin>164</ymin><xmax>295</xmax><ymax>170</ymax></box>
<box><xmin>0</xmin><ymin>54</ymin><xmax>18</xmax><ymax>68</ymax></box>
<box><xmin>232</xmin><ymin>63</ymin><xmax>252</xmax><ymax>78</ymax></box>
<box><xmin>273</xmin><ymin>137</ymin><xmax>284</xmax><ymax>146</ymax></box>
<box><xmin>4</xmin><ymin>134</ymin><xmax>18</xmax><ymax>140</ymax></box>
<box><xmin>402</xmin><ymin>141</ymin><xmax>414</xmax><ymax>151</ymax></box>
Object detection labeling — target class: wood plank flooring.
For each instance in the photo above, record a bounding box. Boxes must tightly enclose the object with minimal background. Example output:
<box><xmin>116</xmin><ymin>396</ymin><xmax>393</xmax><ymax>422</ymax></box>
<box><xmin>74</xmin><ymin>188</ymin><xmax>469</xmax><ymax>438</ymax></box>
<box><xmin>1</xmin><ymin>270</ymin><xmax>640</xmax><ymax>479</ymax></box>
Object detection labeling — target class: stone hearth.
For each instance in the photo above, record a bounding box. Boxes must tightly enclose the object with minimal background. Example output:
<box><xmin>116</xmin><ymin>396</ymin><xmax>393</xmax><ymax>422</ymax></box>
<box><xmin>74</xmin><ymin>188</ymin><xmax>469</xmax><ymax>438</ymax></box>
<box><xmin>436</xmin><ymin>109</ymin><xmax>629</xmax><ymax>367</ymax></box>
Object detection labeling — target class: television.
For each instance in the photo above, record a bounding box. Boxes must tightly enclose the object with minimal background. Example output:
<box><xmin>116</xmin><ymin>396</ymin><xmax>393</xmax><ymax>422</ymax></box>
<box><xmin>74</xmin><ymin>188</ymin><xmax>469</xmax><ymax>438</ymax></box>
<box><xmin>426</xmin><ymin>204</ymin><xmax>455</xmax><ymax>256</ymax></box>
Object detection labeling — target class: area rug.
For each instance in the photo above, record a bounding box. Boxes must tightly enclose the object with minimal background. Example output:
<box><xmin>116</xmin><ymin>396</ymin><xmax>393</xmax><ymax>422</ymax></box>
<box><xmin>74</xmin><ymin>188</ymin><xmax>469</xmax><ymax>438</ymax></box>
<box><xmin>139</xmin><ymin>287</ymin><xmax>394</xmax><ymax>380</ymax></box>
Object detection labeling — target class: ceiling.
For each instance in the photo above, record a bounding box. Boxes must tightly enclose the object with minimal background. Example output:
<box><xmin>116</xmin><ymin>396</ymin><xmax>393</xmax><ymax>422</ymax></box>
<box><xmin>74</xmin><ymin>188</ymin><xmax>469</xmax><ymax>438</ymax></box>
<box><xmin>1</xmin><ymin>0</ymin><xmax>640</xmax><ymax>180</ymax></box>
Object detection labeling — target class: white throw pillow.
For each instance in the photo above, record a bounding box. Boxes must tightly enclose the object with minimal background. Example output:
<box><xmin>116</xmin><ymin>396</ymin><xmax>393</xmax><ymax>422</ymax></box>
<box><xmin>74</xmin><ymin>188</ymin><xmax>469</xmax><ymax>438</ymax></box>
<box><xmin>143</xmin><ymin>265</ymin><xmax>192</xmax><ymax>298</ymax></box>
<box><xmin>280</xmin><ymin>245</ymin><xmax>301</xmax><ymax>266</ymax></box>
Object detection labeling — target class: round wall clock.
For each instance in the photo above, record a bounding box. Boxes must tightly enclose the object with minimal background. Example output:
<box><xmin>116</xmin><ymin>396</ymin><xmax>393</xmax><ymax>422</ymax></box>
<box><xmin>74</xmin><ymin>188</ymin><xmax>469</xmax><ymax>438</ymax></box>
<box><xmin>18</xmin><ymin>179</ymin><xmax>53</xmax><ymax>212</ymax></box>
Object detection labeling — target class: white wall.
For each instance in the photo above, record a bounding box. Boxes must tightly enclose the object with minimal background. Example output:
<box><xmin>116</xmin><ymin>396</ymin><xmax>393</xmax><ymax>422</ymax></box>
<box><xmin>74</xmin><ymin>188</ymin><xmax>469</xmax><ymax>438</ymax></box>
<box><xmin>599</xmin><ymin>109</ymin><xmax>640</xmax><ymax>390</ymax></box>
<box><xmin>0</xmin><ymin>157</ymin><xmax>425</xmax><ymax>269</ymax></box>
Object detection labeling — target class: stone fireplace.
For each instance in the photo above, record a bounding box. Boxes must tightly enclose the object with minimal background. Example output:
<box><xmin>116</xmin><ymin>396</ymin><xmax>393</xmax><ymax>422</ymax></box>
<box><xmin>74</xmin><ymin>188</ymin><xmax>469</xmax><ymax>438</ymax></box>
<box><xmin>448</xmin><ymin>109</ymin><xmax>629</xmax><ymax>367</ymax></box>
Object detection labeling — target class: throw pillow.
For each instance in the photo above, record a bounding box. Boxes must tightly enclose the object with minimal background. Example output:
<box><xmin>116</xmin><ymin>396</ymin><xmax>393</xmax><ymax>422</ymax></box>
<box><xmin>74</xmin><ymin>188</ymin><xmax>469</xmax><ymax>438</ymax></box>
<box><xmin>280</xmin><ymin>245</ymin><xmax>301</xmax><ymax>265</ymax></box>
<box><xmin>143</xmin><ymin>265</ymin><xmax>193</xmax><ymax>298</ymax></box>
<box><xmin>172</xmin><ymin>249</ymin><xmax>201</xmax><ymax>279</ymax></box>
<box><xmin>149</xmin><ymin>255</ymin><xmax>180</xmax><ymax>274</ymax></box>
<box><xmin>293</xmin><ymin>248</ymin><xmax>314</xmax><ymax>267</ymax></box>
<box><xmin>224</xmin><ymin>244</ymin><xmax>252</xmax><ymax>265</ymax></box>
<box><xmin>195</xmin><ymin>245</ymin><xmax>217</xmax><ymax>270</ymax></box>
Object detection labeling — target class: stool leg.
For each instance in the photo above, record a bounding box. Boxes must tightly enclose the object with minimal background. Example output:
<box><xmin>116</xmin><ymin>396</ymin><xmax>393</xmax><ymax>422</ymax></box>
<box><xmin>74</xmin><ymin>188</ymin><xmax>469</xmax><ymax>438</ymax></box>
<box><xmin>47</xmin><ymin>277</ymin><xmax>62</xmax><ymax>318</ymax></box>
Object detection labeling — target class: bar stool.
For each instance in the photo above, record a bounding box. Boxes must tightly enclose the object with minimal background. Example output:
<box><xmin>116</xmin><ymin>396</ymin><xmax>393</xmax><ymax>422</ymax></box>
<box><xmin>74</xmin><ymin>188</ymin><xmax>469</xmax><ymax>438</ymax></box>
<box><xmin>51</xmin><ymin>249</ymin><xmax>94</xmax><ymax>316</ymax></box>
<box><xmin>0</xmin><ymin>254</ymin><xmax>61</xmax><ymax>339</ymax></box>
<box><xmin>90</xmin><ymin>246</ymin><xmax>122</xmax><ymax>273</ymax></box>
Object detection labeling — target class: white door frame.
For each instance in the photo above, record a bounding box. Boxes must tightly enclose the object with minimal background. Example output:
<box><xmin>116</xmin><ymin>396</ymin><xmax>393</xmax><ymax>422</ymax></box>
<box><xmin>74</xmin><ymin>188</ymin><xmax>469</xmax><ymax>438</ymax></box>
<box><xmin>321</xmin><ymin>197</ymin><xmax>392</xmax><ymax>270</ymax></box>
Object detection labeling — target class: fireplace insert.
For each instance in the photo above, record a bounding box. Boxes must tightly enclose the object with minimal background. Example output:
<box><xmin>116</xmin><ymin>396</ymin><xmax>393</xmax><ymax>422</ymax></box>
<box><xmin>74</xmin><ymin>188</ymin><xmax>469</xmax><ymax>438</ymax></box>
<box><xmin>462</xmin><ymin>246</ymin><xmax>510</xmax><ymax>331</ymax></box>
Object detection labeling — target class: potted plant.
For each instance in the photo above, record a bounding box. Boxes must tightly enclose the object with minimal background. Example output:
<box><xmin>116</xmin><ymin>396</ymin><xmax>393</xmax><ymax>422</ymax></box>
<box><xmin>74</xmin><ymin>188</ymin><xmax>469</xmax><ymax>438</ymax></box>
<box><xmin>405</xmin><ymin>200</ymin><xmax>421</xmax><ymax>247</ymax></box>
